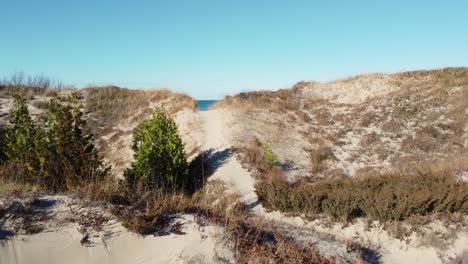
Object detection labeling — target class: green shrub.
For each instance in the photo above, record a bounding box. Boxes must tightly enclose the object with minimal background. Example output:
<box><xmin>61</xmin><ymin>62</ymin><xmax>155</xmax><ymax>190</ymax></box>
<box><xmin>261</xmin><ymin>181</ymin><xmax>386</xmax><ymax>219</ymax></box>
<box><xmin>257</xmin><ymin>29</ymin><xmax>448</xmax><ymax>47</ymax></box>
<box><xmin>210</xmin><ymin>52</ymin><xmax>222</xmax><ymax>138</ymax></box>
<box><xmin>0</xmin><ymin>128</ymin><xmax>7</xmax><ymax>164</ymax></box>
<box><xmin>261</xmin><ymin>143</ymin><xmax>277</xmax><ymax>169</ymax></box>
<box><xmin>3</xmin><ymin>92</ymin><xmax>41</xmax><ymax>182</ymax></box>
<box><xmin>124</xmin><ymin>109</ymin><xmax>189</xmax><ymax>192</ymax></box>
<box><xmin>2</xmin><ymin>92</ymin><xmax>109</xmax><ymax>192</ymax></box>
<box><xmin>37</xmin><ymin>93</ymin><xmax>109</xmax><ymax>191</ymax></box>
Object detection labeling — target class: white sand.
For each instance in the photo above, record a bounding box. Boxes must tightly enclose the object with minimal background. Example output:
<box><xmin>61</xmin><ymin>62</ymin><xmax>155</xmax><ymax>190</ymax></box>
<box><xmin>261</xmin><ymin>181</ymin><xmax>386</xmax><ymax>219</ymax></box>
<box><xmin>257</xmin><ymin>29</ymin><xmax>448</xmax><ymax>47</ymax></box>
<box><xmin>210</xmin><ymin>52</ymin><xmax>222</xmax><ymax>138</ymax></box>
<box><xmin>0</xmin><ymin>196</ymin><xmax>233</xmax><ymax>264</ymax></box>
<box><xmin>1</xmin><ymin>217</ymin><xmax>228</xmax><ymax>264</ymax></box>
<box><xmin>301</xmin><ymin>74</ymin><xmax>398</xmax><ymax>104</ymax></box>
<box><xmin>197</xmin><ymin>109</ymin><xmax>257</xmax><ymax>205</ymax></box>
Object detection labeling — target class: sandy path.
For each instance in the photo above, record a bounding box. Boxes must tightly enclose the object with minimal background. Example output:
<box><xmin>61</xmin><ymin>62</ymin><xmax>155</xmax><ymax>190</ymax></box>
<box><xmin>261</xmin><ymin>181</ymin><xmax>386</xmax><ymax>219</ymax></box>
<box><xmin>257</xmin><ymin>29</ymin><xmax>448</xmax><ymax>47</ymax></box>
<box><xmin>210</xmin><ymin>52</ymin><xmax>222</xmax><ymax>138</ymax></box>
<box><xmin>198</xmin><ymin>109</ymin><xmax>257</xmax><ymax>205</ymax></box>
<box><xmin>197</xmin><ymin>109</ymin><xmax>356</xmax><ymax>262</ymax></box>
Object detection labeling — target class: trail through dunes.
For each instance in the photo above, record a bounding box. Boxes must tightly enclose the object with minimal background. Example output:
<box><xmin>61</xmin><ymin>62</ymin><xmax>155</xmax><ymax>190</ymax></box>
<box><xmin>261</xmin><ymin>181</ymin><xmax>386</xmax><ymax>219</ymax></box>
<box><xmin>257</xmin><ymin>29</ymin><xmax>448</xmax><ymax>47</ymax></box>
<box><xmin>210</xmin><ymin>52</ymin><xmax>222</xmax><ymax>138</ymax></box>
<box><xmin>197</xmin><ymin>109</ymin><xmax>357</xmax><ymax>262</ymax></box>
<box><xmin>198</xmin><ymin>109</ymin><xmax>257</xmax><ymax>205</ymax></box>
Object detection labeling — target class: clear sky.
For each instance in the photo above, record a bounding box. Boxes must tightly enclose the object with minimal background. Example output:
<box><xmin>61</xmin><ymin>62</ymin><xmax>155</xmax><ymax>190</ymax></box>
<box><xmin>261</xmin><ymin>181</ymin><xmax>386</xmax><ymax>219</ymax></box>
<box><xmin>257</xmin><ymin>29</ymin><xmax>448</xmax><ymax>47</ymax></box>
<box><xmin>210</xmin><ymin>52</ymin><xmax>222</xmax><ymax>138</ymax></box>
<box><xmin>1</xmin><ymin>0</ymin><xmax>467</xmax><ymax>99</ymax></box>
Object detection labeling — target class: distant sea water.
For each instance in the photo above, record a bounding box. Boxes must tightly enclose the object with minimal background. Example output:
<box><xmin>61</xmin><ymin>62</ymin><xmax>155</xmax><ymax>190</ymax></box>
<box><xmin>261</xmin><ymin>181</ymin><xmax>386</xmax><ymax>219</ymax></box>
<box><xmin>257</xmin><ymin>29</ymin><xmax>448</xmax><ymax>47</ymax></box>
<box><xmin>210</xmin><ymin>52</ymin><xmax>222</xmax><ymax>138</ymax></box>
<box><xmin>196</xmin><ymin>100</ymin><xmax>218</xmax><ymax>111</ymax></box>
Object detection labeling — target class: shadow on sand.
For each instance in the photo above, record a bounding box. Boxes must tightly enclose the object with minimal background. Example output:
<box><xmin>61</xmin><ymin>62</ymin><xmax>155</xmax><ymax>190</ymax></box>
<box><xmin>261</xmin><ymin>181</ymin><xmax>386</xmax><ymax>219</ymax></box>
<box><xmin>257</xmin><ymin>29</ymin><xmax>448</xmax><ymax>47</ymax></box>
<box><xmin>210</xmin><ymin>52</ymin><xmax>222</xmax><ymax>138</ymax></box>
<box><xmin>0</xmin><ymin>197</ymin><xmax>57</xmax><ymax>243</ymax></box>
<box><xmin>204</xmin><ymin>148</ymin><xmax>232</xmax><ymax>174</ymax></box>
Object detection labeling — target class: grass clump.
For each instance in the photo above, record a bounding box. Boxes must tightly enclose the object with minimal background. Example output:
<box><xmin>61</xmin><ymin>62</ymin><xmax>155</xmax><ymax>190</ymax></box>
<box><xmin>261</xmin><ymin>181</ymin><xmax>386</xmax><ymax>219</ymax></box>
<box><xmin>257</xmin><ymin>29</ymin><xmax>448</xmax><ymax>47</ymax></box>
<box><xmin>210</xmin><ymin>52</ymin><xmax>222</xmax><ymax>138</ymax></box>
<box><xmin>0</xmin><ymin>72</ymin><xmax>63</xmax><ymax>98</ymax></box>
<box><xmin>233</xmin><ymin>222</ymin><xmax>336</xmax><ymax>264</ymax></box>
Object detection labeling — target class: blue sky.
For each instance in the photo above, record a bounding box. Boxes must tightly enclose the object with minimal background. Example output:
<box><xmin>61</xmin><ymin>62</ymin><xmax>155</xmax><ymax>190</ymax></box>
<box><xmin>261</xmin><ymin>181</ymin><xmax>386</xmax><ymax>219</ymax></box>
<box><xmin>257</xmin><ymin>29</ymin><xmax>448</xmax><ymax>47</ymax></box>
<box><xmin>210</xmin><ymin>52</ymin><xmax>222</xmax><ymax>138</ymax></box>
<box><xmin>1</xmin><ymin>0</ymin><xmax>467</xmax><ymax>99</ymax></box>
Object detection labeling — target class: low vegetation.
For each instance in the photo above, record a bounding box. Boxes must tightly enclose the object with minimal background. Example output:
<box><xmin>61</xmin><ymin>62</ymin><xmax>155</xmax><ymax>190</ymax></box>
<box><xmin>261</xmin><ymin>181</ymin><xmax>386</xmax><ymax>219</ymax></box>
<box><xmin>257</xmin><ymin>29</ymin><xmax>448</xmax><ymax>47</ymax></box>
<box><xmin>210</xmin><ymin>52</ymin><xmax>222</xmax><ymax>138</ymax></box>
<box><xmin>238</xmin><ymin>141</ymin><xmax>468</xmax><ymax>223</ymax></box>
<box><xmin>0</xmin><ymin>72</ymin><xmax>64</xmax><ymax>98</ymax></box>
<box><xmin>233</xmin><ymin>221</ymin><xmax>336</xmax><ymax>264</ymax></box>
<box><xmin>261</xmin><ymin>143</ymin><xmax>278</xmax><ymax>169</ymax></box>
<box><xmin>0</xmin><ymin>128</ymin><xmax>5</xmax><ymax>163</ymax></box>
<box><xmin>257</xmin><ymin>168</ymin><xmax>468</xmax><ymax>222</ymax></box>
<box><xmin>85</xmin><ymin>86</ymin><xmax>166</xmax><ymax>125</ymax></box>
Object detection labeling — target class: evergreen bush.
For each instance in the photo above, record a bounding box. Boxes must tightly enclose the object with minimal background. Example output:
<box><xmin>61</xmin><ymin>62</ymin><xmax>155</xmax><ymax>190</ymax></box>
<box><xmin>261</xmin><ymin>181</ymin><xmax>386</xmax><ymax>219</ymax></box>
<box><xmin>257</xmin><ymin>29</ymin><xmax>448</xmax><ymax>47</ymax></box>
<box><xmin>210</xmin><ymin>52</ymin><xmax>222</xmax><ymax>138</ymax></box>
<box><xmin>124</xmin><ymin>109</ymin><xmax>188</xmax><ymax>192</ymax></box>
<box><xmin>38</xmin><ymin>93</ymin><xmax>109</xmax><ymax>191</ymax></box>
<box><xmin>4</xmin><ymin>92</ymin><xmax>40</xmax><ymax>182</ymax></box>
<box><xmin>261</xmin><ymin>143</ymin><xmax>277</xmax><ymax>169</ymax></box>
<box><xmin>0</xmin><ymin>128</ymin><xmax>6</xmax><ymax>164</ymax></box>
<box><xmin>2</xmin><ymin>92</ymin><xmax>109</xmax><ymax>192</ymax></box>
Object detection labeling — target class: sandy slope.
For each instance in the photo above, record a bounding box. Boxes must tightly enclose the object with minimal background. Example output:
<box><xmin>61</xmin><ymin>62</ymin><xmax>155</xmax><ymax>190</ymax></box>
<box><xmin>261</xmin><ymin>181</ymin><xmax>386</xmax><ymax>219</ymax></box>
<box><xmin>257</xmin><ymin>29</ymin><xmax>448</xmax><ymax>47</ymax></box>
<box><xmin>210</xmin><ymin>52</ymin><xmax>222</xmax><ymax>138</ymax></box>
<box><xmin>1</xmin><ymin>216</ymin><xmax>226</xmax><ymax>264</ymax></box>
<box><xmin>0</xmin><ymin>196</ymin><xmax>233</xmax><ymax>264</ymax></box>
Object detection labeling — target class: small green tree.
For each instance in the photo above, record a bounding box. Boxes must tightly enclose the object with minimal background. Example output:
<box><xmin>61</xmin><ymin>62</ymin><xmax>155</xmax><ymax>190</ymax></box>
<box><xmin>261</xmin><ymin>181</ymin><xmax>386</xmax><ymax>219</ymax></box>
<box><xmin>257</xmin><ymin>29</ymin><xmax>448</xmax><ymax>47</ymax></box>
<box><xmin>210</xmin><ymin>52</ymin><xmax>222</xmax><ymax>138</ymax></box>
<box><xmin>4</xmin><ymin>92</ymin><xmax>40</xmax><ymax>182</ymax></box>
<box><xmin>124</xmin><ymin>109</ymin><xmax>189</xmax><ymax>192</ymax></box>
<box><xmin>1</xmin><ymin>91</ymin><xmax>108</xmax><ymax>192</ymax></box>
<box><xmin>0</xmin><ymin>128</ymin><xmax>6</xmax><ymax>164</ymax></box>
<box><xmin>39</xmin><ymin>93</ymin><xmax>109</xmax><ymax>191</ymax></box>
<box><xmin>262</xmin><ymin>143</ymin><xmax>278</xmax><ymax>169</ymax></box>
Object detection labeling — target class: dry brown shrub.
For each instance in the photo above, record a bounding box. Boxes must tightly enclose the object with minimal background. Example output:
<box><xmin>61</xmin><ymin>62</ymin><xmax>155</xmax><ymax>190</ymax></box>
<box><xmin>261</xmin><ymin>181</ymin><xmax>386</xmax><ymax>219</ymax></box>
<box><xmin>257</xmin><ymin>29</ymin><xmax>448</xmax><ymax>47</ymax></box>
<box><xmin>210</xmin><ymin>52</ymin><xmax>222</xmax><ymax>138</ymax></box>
<box><xmin>298</xmin><ymin>110</ymin><xmax>312</xmax><ymax>122</ymax></box>
<box><xmin>392</xmin><ymin>67</ymin><xmax>468</xmax><ymax>91</ymax></box>
<box><xmin>256</xmin><ymin>158</ymin><xmax>468</xmax><ymax>223</ymax></box>
<box><xmin>310</xmin><ymin>142</ymin><xmax>335</xmax><ymax>174</ymax></box>
<box><xmin>381</xmin><ymin>119</ymin><xmax>403</xmax><ymax>134</ymax></box>
<box><xmin>236</xmin><ymin>227</ymin><xmax>336</xmax><ymax>264</ymax></box>
<box><xmin>359</xmin><ymin>111</ymin><xmax>378</xmax><ymax>127</ymax></box>
<box><xmin>360</xmin><ymin>132</ymin><xmax>380</xmax><ymax>147</ymax></box>
<box><xmin>313</xmin><ymin>108</ymin><xmax>333</xmax><ymax>126</ymax></box>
